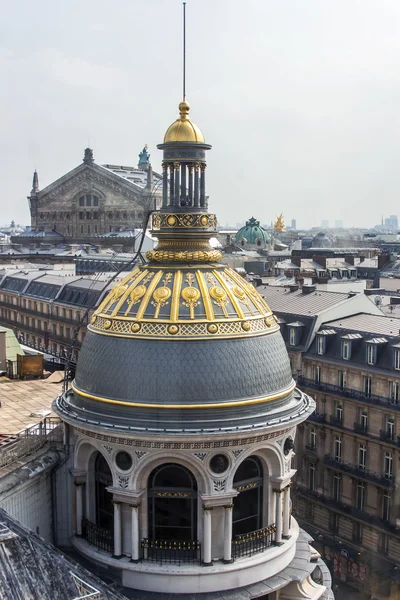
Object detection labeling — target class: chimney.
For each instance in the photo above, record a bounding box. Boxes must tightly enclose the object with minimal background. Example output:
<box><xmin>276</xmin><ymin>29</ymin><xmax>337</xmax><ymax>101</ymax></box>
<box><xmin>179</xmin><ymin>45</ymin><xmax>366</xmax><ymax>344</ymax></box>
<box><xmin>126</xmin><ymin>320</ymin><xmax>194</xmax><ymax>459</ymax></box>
<box><xmin>312</xmin><ymin>255</ymin><xmax>327</xmax><ymax>268</ymax></box>
<box><xmin>302</xmin><ymin>284</ymin><xmax>316</xmax><ymax>294</ymax></box>
<box><xmin>291</xmin><ymin>256</ymin><xmax>301</xmax><ymax>267</ymax></box>
<box><xmin>289</xmin><ymin>284</ymin><xmax>299</xmax><ymax>292</ymax></box>
<box><xmin>378</xmin><ymin>253</ymin><xmax>391</xmax><ymax>269</ymax></box>
<box><xmin>345</xmin><ymin>255</ymin><xmax>354</xmax><ymax>265</ymax></box>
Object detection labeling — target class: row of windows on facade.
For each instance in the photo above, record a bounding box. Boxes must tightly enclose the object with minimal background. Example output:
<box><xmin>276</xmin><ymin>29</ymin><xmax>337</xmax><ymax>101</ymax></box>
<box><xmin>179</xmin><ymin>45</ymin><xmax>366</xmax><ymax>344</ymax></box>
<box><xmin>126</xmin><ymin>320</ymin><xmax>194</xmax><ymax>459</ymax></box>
<box><xmin>0</xmin><ymin>295</ymin><xmax>90</xmax><ymax>319</ymax></box>
<box><xmin>304</xmin><ymin>500</ymin><xmax>391</xmax><ymax>554</ymax></box>
<box><xmin>313</xmin><ymin>366</ymin><xmax>400</xmax><ymax>401</ymax></box>
<box><xmin>38</xmin><ymin>210</ymin><xmax>142</xmax><ymax>220</ymax></box>
<box><xmin>310</xmin><ymin>400</ymin><xmax>396</xmax><ymax>436</ymax></box>
<box><xmin>308</xmin><ymin>426</ymin><xmax>394</xmax><ymax>478</ymax></box>
<box><xmin>0</xmin><ymin>307</ymin><xmax>86</xmax><ymax>343</ymax></box>
<box><xmin>307</xmin><ymin>464</ymin><xmax>392</xmax><ymax>520</ymax></box>
<box><xmin>316</xmin><ymin>334</ymin><xmax>400</xmax><ymax>368</ymax></box>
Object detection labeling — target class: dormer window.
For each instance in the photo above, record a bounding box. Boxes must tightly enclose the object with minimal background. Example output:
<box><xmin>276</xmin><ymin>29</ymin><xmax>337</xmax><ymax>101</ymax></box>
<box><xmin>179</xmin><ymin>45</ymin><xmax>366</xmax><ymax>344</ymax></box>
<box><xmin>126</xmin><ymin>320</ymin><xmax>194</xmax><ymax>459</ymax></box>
<box><xmin>394</xmin><ymin>349</ymin><xmax>400</xmax><ymax>371</ymax></box>
<box><xmin>317</xmin><ymin>336</ymin><xmax>325</xmax><ymax>355</ymax></box>
<box><xmin>287</xmin><ymin>321</ymin><xmax>304</xmax><ymax>347</ymax></box>
<box><xmin>342</xmin><ymin>340</ymin><xmax>351</xmax><ymax>360</ymax></box>
<box><xmin>367</xmin><ymin>343</ymin><xmax>376</xmax><ymax>365</ymax></box>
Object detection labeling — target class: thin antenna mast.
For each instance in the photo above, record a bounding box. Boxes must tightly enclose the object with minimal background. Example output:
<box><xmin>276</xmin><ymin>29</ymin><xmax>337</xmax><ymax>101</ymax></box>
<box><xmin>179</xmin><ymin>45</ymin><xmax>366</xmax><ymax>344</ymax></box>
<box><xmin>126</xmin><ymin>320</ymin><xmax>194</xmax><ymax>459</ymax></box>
<box><xmin>183</xmin><ymin>2</ymin><xmax>186</xmax><ymax>101</ymax></box>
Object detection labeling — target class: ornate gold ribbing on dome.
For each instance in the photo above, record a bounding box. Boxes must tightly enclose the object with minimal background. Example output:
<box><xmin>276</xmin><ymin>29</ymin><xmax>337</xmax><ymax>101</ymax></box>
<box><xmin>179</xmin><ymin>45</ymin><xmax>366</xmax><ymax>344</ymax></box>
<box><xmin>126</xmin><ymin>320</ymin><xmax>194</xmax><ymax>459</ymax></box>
<box><xmin>89</xmin><ymin>265</ymin><xmax>279</xmax><ymax>340</ymax></box>
<box><xmin>164</xmin><ymin>101</ymin><xmax>205</xmax><ymax>143</ymax></box>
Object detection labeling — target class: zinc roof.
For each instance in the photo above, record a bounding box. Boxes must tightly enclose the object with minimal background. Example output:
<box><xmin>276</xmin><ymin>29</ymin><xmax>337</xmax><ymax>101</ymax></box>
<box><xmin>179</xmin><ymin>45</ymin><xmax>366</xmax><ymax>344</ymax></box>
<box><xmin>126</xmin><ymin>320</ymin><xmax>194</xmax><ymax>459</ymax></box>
<box><xmin>261</xmin><ymin>286</ymin><xmax>349</xmax><ymax>316</ymax></box>
<box><xmin>325</xmin><ymin>313</ymin><xmax>400</xmax><ymax>337</ymax></box>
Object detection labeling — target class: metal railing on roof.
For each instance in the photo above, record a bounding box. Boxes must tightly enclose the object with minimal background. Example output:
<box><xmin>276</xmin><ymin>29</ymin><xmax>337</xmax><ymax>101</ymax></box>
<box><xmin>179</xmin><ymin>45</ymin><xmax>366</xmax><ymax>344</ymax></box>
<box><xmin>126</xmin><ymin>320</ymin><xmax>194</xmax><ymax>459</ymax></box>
<box><xmin>70</xmin><ymin>572</ymin><xmax>101</xmax><ymax>600</ymax></box>
<box><xmin>0</xmin><ymin>417</ymin><xmax>63</xmax><ymax>468</ymax></box>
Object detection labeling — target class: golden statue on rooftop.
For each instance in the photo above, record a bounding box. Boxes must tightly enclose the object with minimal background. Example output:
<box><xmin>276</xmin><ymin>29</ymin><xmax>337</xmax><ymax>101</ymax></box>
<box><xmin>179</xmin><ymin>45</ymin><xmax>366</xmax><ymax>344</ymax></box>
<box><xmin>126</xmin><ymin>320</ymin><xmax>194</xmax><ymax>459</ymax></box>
<box><xmin>274</xmin><ymin>213</ymin><xmax>285</xmax><ymax>232</ymax></box>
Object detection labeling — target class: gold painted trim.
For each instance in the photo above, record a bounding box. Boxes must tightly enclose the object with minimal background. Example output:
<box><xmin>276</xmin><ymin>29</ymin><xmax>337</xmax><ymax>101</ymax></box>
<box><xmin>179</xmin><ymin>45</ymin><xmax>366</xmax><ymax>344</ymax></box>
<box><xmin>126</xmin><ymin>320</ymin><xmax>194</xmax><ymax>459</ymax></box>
<box><xmin>87</xmin><ymin>325</ymin><xmax>277</xmax><ymax>341</ymax></box>
<box><xmin>213</xmin><ymin>269</ymin><xmax>244</xmax><ymax>319</ymax></box>
<box><xmin>136</xmin><ymin>270</ymin><xmax>163</xmax><ymax>320</ymax></box>
<box><xmin>196</xmin><ymin>270</ymin><xmax>214</xmax><ymax>320</ymax></box>
<box><xmin>111</xmin><ymin>269</ymin><xmax>149</xmax><ymax>317</ymax></box>
<box><xmin>71</xmin><ymin>381</ymin><xmax>295</xmax><ymax>410</ymax></box>
<box><xmin>170</xmin><ymin>269</ymin><xmax>182</xmax><ymax>321</ymax></box>
<box><xmin>226</xmin><ymin>269</ymin><xmax>266</xmax><ymax>315</ymax></box>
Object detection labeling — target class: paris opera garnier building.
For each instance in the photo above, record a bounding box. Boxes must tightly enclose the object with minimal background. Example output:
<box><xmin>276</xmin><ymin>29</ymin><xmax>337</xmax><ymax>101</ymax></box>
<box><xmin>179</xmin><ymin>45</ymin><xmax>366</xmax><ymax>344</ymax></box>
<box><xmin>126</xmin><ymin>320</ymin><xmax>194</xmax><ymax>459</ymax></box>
<box><xmin>54</xmin><ymin>97</ymin><xmax>333</xmax><ymax>599</ymax></box>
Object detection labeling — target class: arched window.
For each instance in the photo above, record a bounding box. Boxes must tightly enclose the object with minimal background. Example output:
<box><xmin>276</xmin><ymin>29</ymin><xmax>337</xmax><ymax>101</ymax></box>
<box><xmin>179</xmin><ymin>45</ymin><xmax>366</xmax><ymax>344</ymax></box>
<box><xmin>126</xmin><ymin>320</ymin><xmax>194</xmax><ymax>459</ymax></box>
<box><xmin>95</xmin><ymin>454</ymin><xmax>113</xmax><ymax>531</ymax></box>
<box><xmin>148</xmin><ymin>464</ymin><xmax>197</xmax><ymax>541</ymax></box>
<box><xmin>233</xmin><ymin>456</ymin><xmax>263</xmax><ymax>536</ymax></box>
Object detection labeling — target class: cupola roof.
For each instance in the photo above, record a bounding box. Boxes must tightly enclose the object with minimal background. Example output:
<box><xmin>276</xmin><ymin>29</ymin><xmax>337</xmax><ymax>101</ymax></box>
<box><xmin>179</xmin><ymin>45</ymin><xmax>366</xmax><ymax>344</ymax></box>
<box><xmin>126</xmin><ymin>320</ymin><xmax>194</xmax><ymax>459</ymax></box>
<box><xmin>164</xmin><ymin>100</ymin><xmax>205</xmax><ymax>143</ymax></box>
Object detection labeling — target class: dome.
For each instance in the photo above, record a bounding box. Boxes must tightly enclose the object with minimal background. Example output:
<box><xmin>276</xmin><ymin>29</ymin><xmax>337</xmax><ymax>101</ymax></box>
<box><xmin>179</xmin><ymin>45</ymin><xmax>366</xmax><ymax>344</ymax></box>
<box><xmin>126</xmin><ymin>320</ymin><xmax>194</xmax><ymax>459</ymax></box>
<box><xmin>235</xmin><ymin>217</ymin><xmax>270</xmax><ymax>246</ymax></box>
<box><xmin>61</xmin><ymin>261</ymin><xmax>295</xmax><ymax>433</ymax></box>
<box><xmin>164</xmin><ymin>101</ymin><xmax>205</xmax><ymax>143</ymax></box>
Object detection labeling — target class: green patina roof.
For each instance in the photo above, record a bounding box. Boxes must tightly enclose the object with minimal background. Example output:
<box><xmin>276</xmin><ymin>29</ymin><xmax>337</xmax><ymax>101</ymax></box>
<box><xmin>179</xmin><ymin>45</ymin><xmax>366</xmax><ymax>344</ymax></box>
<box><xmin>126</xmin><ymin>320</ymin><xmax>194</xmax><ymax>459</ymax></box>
<box><xmin>0</xmin><ymin>326</ymin><xmax>25</xmax><ymax>362</ymax></box>
<box><xmin>235</xmin><ymin>217</ymin><xmax>270</xmax><ymax>245</ymax></box>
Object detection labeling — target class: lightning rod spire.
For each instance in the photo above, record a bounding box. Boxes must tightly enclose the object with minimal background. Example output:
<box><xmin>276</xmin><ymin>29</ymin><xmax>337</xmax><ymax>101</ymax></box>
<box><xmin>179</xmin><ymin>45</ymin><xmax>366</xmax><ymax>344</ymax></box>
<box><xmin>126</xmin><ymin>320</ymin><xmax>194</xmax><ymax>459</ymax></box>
<box><xmin>183</xmin><ymin>2</ymin><xmax>186</xmax><ymax>101</ymax></box>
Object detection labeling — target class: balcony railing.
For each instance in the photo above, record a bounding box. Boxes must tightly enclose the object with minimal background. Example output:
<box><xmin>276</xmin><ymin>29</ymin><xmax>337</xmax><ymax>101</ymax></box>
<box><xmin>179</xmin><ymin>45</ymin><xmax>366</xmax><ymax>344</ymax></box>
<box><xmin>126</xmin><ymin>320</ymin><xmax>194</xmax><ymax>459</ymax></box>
<box><xmin>354</xmin><ymin>422</ymin><xmax>368</xmax><ymax>434</ymax></box>
<box><xmin>323</xmin><ymin>455</ymin><xmax>395</xmax><ymax>488</ymax></box>
<box><xmin>141</xmin><ymin>538</ymin><xmax>201</xmax><ymax>564</ymax></box>
<box><xmin>295</xmin><ymin>484</ymin><xmax>399</xmax><ymax>534</ymax></box>
<box><xmin>379</xmin><ymin>430</ymin><xmax>400</xmax><ymax>446</ymax></box>
<box><xmin>329</xmin><ymin>415</ymin><xmax>343</xmax><ymax>427</ymax></box>
<box><xmin>305</xmin><ymin>443</ymin><xmax>317</xmax><ymax>453</ymax></box>
<box><xmin>299</xmin><ymin>377</ymin><xmax>400</xmax><ymax>412</ymax></box>
<box><xmin>232</xmin><ymin>525</ymin><xmax>276</xmax><ymax>559</ymax></box>
<box><xmin>81</xmin><ymin>518</ymin><xmax>113</xmax><ymax>553</ymax></box>
<box><xmin>308</xmin><ymin>412</ymin><xmax>327</xmax><ymax>424</ymax></box>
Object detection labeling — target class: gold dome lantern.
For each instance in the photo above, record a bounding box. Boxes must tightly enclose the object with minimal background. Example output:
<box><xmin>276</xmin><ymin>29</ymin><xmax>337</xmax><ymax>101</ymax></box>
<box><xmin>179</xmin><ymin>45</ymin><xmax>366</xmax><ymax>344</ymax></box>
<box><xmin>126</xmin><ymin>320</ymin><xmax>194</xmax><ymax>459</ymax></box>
<box><xmin>164</xmin><ymin>100</ymin><xmax>205</xmax><ymax>143</ymax></box>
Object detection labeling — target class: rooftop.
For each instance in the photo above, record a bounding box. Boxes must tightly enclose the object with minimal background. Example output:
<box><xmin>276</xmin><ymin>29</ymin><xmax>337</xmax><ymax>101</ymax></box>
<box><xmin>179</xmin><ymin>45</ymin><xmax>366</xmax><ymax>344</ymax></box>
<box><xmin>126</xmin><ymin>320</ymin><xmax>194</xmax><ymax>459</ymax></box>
<box><xmin>261</xmin><ymin>285</ymin><xmax>350</xmax><ymax>316</ymax></box>
<box><xmin>325</xmin><ymin>313</ymin><xmax>400</xmax><ymax>337</ymax></box>
<box><xmin>0</xmin><ymin>377</ymin><xmax>62</xmax><ymax>434</ymax></box>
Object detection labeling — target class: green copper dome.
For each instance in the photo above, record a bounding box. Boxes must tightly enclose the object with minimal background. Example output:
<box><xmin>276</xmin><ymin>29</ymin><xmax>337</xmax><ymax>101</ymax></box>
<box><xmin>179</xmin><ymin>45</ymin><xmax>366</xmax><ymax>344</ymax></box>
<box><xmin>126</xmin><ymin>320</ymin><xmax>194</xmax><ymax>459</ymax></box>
<box><xmin>235</xmin><ymin>217</ymin><xmax>270</xmax><ymax>246</ymax></box>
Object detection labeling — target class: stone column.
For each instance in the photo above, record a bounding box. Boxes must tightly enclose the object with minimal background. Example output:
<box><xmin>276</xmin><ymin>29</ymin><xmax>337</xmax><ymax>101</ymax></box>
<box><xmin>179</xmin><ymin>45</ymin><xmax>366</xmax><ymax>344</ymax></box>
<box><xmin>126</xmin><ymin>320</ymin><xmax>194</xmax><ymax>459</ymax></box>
<box><xmin>194</xmin><ymin>164</ymin><xmax>200</xmax><ymax>207</ymax></box>
<box><xmin>200</xmin><ymin>164</ymin><xmax>206</xmax><ymax>207</ymax></box>
<box><xmin>223</xmin><ymin>504</ymin><xmax>233</xmax><ymax>563</ymax></box>
<box><xmin>274</xmin><ymin>489</ymin><xmax>283</xmax><ymax>545</ymax></box>
<box><xmin>75</xmin><ymin>482</ymin><xmax>84</xmax><ymax>536</ymax></box>
<box><xmin>188</xmin><ymin>164</ymin><xmax>193</xmax><ymax>205</ymax></box>
<box><xmin>181</xmin><ymin>163</ymin><xmax>186</xmax><ymax>204</ymax></box>
<box><xmin>162</xmin><ymin>163</ymin><xmax>168</xmax><ymax>207</ymax></box>
<box><xmin>112</xmin><ymin>501</ymin><xmax>122</xmax><ymax>558</ymax></box>
<box><xmin>169</xmin><ymin>164</ymin><xmax>175</xmax><ymax>206</ymax></box>
<box><xmin>130</xmin><ymin>503</ymin><xmax>140</xmax><ymax>563</ymax></box>
<box><xmin>174</xmin><ymin>163</ymin><xmax>180</xmax><ymax>207</ymax></box>
<box><xmin>283</xmin><ymin>484</ymin><xmax>291</xmax><ymax>539</ymax></box>
<box><xmin>203</xmin><ymin>506</ymin><xmax>213</xmax><ymax>566</ymax></box>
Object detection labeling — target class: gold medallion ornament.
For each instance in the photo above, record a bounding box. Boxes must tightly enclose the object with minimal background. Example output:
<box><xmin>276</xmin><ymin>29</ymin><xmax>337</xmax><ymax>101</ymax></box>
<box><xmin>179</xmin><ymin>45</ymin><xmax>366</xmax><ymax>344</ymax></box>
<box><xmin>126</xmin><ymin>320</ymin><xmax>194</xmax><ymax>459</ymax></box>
<box><xmin>207</xmin><ymin>323</ymin><xmax>218</xmax><ymax>334</ymax></box>
<box><xmin>131</xmin><ymin>322</ymin><xmax>141</xmax><ymax>333</ymax></box>
<box><xmin>104</xmin><ymin>320</ymin><xmax>112</xmax><ymax>330</ymax></box>
<box><xmin>241</xmin><ymin>321</ymin><xmax>251</xmax><ymax>332</ymax></box>
<box><xmin>168</xmin><ymin>324</ymin><xmax>179</xmax><ymax>335</ymax></box>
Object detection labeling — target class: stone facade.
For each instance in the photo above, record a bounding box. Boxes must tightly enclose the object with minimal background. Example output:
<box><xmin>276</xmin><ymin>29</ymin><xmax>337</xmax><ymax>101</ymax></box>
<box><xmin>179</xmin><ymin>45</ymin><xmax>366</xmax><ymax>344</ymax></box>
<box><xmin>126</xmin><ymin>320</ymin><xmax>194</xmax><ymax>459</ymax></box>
<box><xmin>28</xmin><ymin>149</ymin><xmax>162</xmax><ymax>243</ymax></box>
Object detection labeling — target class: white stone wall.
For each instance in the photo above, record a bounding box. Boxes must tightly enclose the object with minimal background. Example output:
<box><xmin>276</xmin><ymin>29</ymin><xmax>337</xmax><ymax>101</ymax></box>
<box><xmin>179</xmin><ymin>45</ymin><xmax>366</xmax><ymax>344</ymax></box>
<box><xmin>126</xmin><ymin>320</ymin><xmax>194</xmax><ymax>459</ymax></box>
<box><xmin>0</xmin><ymin>471</ymin><xmax>53</xmax><ymax>541</ymax></box>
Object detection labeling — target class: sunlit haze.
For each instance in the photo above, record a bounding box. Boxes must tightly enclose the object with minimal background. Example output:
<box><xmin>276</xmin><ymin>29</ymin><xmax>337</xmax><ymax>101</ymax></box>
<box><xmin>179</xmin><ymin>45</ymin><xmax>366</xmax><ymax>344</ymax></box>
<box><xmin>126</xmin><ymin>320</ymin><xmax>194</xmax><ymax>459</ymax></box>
<box><xmin>1</xmin><ymin>0</ymin><xmax>400</xmax><ymax>229</ymax></box>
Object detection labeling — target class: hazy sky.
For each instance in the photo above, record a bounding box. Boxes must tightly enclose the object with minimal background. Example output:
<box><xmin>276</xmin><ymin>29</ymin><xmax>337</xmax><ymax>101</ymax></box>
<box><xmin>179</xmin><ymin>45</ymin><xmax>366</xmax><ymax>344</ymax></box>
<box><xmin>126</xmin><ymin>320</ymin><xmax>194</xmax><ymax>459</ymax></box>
<box><xmin>1</xmin><ymin>0</ymin><xmax>400</xmax><ymax>229</ymax></box>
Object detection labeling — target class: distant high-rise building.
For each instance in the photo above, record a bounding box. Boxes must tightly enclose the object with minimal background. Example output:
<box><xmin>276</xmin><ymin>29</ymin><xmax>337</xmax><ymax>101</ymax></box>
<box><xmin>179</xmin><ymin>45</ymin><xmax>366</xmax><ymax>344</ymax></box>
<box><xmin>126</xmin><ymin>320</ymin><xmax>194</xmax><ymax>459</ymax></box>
<box><xmin>389</xmin><ymin>215</ymin><xmax>399</xmax><ymax>230</ymax></box>
<box><xmin>321</xmin><ymin>219</ymin><xmax>329</xmax><ymax>229</ymax></box>
<box><xmin>291</xmin><ymin>218</ymin><xmax>296</xmax><ymax>229</ymax></box>
<box><xmin>334</xmin><ymin>220</ymin><xmax>343</xmax><ymax>228</ymax></box>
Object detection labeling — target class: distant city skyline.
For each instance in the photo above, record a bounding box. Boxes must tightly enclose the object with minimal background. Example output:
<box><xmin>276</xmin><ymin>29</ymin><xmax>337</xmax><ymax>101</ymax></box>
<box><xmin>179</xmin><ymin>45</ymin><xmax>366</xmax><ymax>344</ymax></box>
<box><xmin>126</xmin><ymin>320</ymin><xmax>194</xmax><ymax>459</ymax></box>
<box><xmin>2</xmin><ymin>1</ymin><xmax>400</xmax><ymax>229</ymax></box>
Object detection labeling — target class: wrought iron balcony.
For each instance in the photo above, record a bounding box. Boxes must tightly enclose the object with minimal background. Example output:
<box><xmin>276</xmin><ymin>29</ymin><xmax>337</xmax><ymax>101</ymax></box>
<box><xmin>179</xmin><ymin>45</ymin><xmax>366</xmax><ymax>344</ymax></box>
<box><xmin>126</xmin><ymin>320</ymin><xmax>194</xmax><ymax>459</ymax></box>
<box><xmin>81</xmin><ymin>518</ymin><xmax>113</xmax><ymax>553</ymax></box>
<box><xmin>295</xmin><ymin>484</ymin><xmax>399</xmax><ymax>534</ymax></box>
<box><xmin>232</xmin><ymin>525</ymin><xmax>276</xmax><ymax>559</ymax></box>
<box><xmin>308</xmin><ymin>412</ymin><xmax>327</xmax><ymax>424</ymax></box>
<box><xmin>329</xmin><ymin>415</ymin><xmax>343</xmax><ymax>427</ymax></box>
<box><xmin>379</xmin><ymin>430</ymin><xmax>399</xmax><ymax>445</ymax></box>
<box><xmin>305</xmin><ymin>443</ymin><xmax>317</xmax><ymax>453</ymax></box>
<box><xmin>298</xmin><ymin>377</ymin><xmax>400</xmax><ymax>412</ymax></box>
<box><xmin>323</xmin><ymin>455</ymin><xmax>395</xmax><ymax>488</ymax></box>
<box><xmin>354</xmin><ymin>422</ymin><xmax>368</xmax><ymax>434</ymax></box>
<box><xmin>141</xmin><ymin>538</ymin><xmax>201</xmax><ymax>564</ymax></box>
